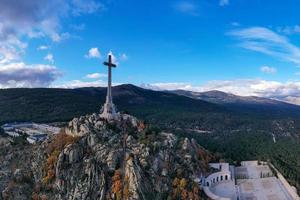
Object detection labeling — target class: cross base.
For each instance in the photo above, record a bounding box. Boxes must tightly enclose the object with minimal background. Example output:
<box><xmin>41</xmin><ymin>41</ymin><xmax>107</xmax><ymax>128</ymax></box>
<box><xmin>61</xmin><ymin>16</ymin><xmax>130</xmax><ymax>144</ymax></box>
<box><xmin>100</xmin><ymin>101</ymin><xmax>119</xmax><ymax>121</ymax></box>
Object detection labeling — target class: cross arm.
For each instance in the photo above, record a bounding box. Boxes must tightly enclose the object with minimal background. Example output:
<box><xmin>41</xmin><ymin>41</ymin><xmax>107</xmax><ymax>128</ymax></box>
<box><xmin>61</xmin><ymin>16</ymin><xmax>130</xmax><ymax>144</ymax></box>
<box><xmin>103</xmin><ymin>62</ymin><xmax>117</xmax><ymax>67</ymax></box>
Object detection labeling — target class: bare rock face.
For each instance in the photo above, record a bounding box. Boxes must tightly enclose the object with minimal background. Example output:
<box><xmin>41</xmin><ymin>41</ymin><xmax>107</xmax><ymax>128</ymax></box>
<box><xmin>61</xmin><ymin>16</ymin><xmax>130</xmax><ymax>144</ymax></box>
<box><xmin>0</xmin><ymin>137</ymin><xmax>36</xmax><ymax>200</ymax></box>
<box><xmin>1</xmin><ymin>113</ymin><xmax>213</xmax><ymax>200</ymax></box>
<box><xmin>65</xmin><ymin>113</ymin><xmax>139</xmax><ymax>138</ymax></box>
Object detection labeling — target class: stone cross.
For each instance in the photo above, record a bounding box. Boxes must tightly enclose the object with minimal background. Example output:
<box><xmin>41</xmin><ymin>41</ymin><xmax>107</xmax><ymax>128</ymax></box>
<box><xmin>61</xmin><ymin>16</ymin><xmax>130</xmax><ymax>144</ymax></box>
<box><xmin>103</xmin><ymin>55</ymin><xmax>116</xmax><ymax>103</ymax></box>
<box><xmin>100</xmin><ymin>54</ymin><xmax>119</xmax><ymax>120</ymax></box>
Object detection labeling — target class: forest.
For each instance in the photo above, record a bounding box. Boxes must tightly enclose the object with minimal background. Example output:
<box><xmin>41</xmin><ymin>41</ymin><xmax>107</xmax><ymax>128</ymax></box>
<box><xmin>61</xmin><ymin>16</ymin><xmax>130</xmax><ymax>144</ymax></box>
<box><xmin>175</xmin><ymin>130</ymin><xmax>300</xmax><ymax>194</ymax></box>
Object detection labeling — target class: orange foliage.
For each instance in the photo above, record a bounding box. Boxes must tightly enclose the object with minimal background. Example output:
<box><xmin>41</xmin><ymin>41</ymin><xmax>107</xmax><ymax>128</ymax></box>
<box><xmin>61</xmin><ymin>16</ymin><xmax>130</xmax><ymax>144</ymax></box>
<box><xmin>42</xmin><ymin>176</ymin><xmax>50</xmax><ymax>185</ymax></box>
<box><xmin>192</xmin><ymin>184</ymin><xmax>200</xmax><ymax>200</ymax></box>
<box><xmin>179</xmin><ymin>178</ymin><xmax>187</xmax><ymax>190</ymax></box>
<box><xmin>112</xmin><ymin>169</ymin><xmax>123</xmax><ymax>200</ymax></box>
<box><xmin>32</xmin><ymin>193</ymin><xmax>39</xmax><ymax>200</ymax></box>
<box><xmin>188</xmin><ymin>191</ymin><xmax>194</xmax><ymax>199</ymax></box>
<box><xmin>172</xmin><ymin>178</ymin><xmax>181</xmax><ymax>200</ymax></box>
<box><xmin>181</xmin><ymin>189</ymin><xmax>188</xmax><ymax>200</ymax></box>
<box><xmin>123</xmin><ymin>175</ymin><xmax>131</xmax><ymax>200</ymax></box>
<box><xmin>172</xmin><ymin>177</ymin><xmax>180</xmax><ymax>188</ymax></box>
<box><xmin>47</xmin><ymin>169</ymin><xmax>55</xmax><ymax>179</ymax></box>
<box><xmin>138</xmin><ymin>121</ymin><xmax>146</xmax><ymax>131</ymax></box>
<box><xmin>172</xmin><ymin>177</ymin><xmax>202</xmax><ymax>200</ymax></box>
<box><xmin>47</xmin><ymin>155</ymin><xmax>57</xmax><ymax>169</ymax></box>
<box><xmin>47</xmin><ymin>132</ymin><xmax>79</xmax><ymax>154</ymax></box>
<box><xmin>43</xmin><ymin>132</ymin><xmax>80</xmax><ymax>185</ymax></box>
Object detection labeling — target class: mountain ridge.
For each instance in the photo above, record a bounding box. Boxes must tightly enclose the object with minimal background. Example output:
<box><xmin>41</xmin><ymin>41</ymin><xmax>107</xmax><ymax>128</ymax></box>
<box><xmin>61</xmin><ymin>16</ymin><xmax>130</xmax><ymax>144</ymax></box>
<box><xmin>170</xmin><ymin>89</ymin><xmax>292</xmax><ymax>106</ymax></box>
<box><xmin>1</xmin><ymin>84</ymin><xmax>300</xmax><ymax>137</ymax></box>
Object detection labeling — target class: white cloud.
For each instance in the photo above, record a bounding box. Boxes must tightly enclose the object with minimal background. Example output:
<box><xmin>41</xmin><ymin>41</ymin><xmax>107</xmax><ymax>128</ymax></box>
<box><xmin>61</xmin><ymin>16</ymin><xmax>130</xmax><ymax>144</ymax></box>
<box><xmin>142</xmin><ymin>79</ymin><xmax>300</xmax><ymax>105</ymax></box>
<box><xmin>86</xmin><ymin>73</ymin><xmax>107</xmax><ymax>79</ymax></box>
<box><xmin>0</xmin><ymin>62</ymin><xmax>60</xmax><ymax>88</ymax></box>
<box><xmin>107</xmin><ymin>51</ymin><xmax>118</xmax><ymax>64</ymax></box>
<box><xmin>55</xmin><ymin>80</ymin><xmax>121</xmax><ymax>88</ymax></box>
<box><xmin>37</xmin><ymin>45</ymin><xmax>49</xmax><ymax>50</ymax></box>
<box><xmin>219</xmin><ymin>0</ymin><xmax>229</xmax><ymax>6</ymax></box>
<box><xmin>70</xmin><ymin>23</ymin><xmax>86</xmax><ymax>31</ymax></box>
<box><xmin>0</xmin><ymin>0</ymin><xmax>102</xmax><ymax>43</ymax></box>
<box><xmin>173</xmin><ymin>1</ymin><xmax>199</xmax><ymax>16</ymax></box>
<box><xmin>71</xmin><ymin>0</ymin><xmax>104</xmax><ymax>16</ymax></box>
<box><xmin>229</xmin><ymin>27</ymin><xmax>300</xmax><ymax>65</ymax></box>
<box><xmin>50</xmin><ymin>32</ymin><xmax>71</xmax><ymax>42</ymax></box>
<box><xmin>0</xmin><ymin>0</ymin><xmax>105</xmax><ymax>88</ymax></box>
<box><xmin>231</xmin><ymin>22</ymin><xmax>240</xmax><ymax>27</ymax></box>
<box><xmin>119</xmin><ymin>53</ymin><xmax>128</xmax><ymax>61</ymax></box>
<box><xmin>86</xmin><ymin>47</ymin><xmax>101</xmax><ymax>58</ymax></box>
<box><xmin>44</xmin><ymin>53</ymin><xmax>54</xmax><ymax>63</ymax></box>
<box><xmin>141</xmin><ymin>82</ymin><xmax>194</xmax><ymax>91</ymax></box>
<box><xmin>260</xmin><ymin>66</ymin><xmax>277</xmax><ymax>74</ymax></box>
<box><xmin>0</xmin><ymin>45</ymin><xmax>21</xmax><ymax>64</ymax></box>
<box><xmin>277</xmin><ymin>25</ymin><xmax>300</xmax><ymax>35</ymax></box>
<box><xmin>284</xmin><ymin>96</ymin><xmax>300</xmax><ymax>105</ymax></box>
<box><xmin>56</xmin><ymin>80</ymin><xmax>105</xmax><ymax>88</ymax></box>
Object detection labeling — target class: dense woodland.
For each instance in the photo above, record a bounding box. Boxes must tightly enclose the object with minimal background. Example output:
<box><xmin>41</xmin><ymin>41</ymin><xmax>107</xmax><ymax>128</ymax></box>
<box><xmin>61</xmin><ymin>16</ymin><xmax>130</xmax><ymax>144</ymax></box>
<box><xmin>1</xmin><ymin>85</ymin><xmax>300</xmax><ymax>136</ymax></box>
<box><xmin>175</xmin><ymin>130</ymin><xmax>300</xmax><ymax>194</ymax></box>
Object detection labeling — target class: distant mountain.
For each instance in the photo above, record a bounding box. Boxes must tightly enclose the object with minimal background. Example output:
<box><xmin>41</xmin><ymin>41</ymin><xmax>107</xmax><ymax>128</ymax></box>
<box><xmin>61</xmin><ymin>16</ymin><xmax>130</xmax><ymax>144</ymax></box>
<box><xmin>1</xmin><ymin>84</ymin><xmax>300</xmax><ymax>136</ymax></box>
<box><xmin>171</xmin><ymin>89</ymin><xmax>300</xmax><ymax>117</ymax></box>
<box><xmin>172</xmin><ymin>89</ymin><xmax>285</xmax><ymax>105</ymax></box>
<box><xmin>0</xmin><ymin>84</ymin><xmax>223</xmax><ymax>125</ymax></box>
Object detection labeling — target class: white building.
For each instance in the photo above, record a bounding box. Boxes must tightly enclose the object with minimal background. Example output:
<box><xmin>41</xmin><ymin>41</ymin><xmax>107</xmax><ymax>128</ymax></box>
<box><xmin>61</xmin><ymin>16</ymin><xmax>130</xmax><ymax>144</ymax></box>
<box><xmin>203</xmin><ymin>161</ymin><xmax>299</xmax><ymax>200</ymax></box>
<box><xmin>5</xmin><ymin>131</ymin><xmax>20</xmax><ymax>137</ymax></box>
<box><xmin>1</xmin><ymin>122</ymin><xmax>60</xmax><ymax>144</ymax></box>
<box><xmin>27</xmin><ymin>134</ymin><xmax>48</xmax><ymax>144</ymax></box>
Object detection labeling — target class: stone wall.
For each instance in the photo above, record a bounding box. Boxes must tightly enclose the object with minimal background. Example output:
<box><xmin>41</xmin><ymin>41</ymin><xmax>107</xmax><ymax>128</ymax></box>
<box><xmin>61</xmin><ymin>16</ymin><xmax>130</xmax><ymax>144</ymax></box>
<box><xmin>203</xmin><ymin>169</ymin><xmax>232</xmax><ymax>200</ymax></box>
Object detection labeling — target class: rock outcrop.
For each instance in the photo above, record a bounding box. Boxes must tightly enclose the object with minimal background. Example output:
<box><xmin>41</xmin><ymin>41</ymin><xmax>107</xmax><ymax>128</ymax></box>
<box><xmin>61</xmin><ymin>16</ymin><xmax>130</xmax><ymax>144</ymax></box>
<box><xmin>1</xmin><ymin>113</ymin><xmax>213</xmax><ymax>200</ymax></box>
<box><xmin>0</xmin><ymin>137</ymin><xmax>35</xmax><ymax>200</ymax></box>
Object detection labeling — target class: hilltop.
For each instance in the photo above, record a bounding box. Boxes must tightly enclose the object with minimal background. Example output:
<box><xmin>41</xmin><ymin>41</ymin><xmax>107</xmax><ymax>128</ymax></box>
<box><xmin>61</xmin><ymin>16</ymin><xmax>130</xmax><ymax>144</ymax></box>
<box><xmin>0</xmin><ymin>85</ymin><xmax>300</xmax><ymax>195</ymax></box>
<box><xmin>0</xmin><ymin>113</ymin><xmax>213</xmax><ymax>199</ymax></box>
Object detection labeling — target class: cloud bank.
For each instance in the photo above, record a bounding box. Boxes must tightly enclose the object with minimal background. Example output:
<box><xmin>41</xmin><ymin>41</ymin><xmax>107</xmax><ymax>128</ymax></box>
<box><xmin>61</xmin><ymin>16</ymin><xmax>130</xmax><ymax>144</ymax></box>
<box><xmin>142</xmin><ymin>79</ymin><xmax>300</xmax><ymax>105</ymax></box>
<box><xmin>0</xmin><ymin>62</ymin><xmax>60</xmax><ymax>88</ymax></box>
<box><xmin>260</xmin><ymin>66</ymin><xmax>277</xmax><ymax>74</ymax></box>
<box><xmin>228</xmin><ymin>27</ymin><xmax>300</xmax><ymax>65</ymax></box>
<box><xmin>86</xmin><ymin>73</ymin><xmax>107</xmax><ymax>79</ymax></box>
<box><xmin>173</xmin><ymin>1</ymin><xmax>199</xmax><ymax>16</ymax></box>
<box><xmin>0</xmin><ymin>0</ymin><xmax>102</xmax><ymax>88</ymax></box>
<box><xmin>86</xmin><ymin>47</ymin><xmax>101</xmax><ymax>59</ymax></box>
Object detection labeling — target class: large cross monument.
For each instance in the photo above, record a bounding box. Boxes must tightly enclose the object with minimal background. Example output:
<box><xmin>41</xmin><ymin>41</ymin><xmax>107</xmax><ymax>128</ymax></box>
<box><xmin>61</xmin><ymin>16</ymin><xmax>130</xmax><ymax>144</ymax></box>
<box><xmin>100</xmin><ymin>54</ymin><xmax>119</xmax><ymax>120</ymax></box>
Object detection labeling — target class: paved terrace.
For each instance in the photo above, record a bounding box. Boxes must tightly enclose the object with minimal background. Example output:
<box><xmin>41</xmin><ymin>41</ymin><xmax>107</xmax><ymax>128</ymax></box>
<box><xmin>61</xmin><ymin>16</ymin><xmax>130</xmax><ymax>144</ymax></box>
<box><xmin>203</xmin><ymin>161</ymin><xmax>298</xmax><ymax>200</ymax></box>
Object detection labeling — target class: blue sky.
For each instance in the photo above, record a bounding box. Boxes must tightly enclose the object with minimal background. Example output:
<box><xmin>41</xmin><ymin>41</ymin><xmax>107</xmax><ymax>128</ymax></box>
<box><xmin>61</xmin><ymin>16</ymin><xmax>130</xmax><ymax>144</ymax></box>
<box><xmin>1</xmin><ymin>0</ymin><xmax>300</xmax><ymax>104</ymax></box>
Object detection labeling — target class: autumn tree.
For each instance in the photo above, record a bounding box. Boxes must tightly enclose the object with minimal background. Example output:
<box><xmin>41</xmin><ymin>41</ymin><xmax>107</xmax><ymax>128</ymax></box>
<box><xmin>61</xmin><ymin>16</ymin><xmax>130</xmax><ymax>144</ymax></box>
<box><xmin>179</xmin><ymin>178</ymin><xmax>187</xmax><ymax>191</ymax></box>
<box><xmin>181</xmin><ymin>189</ymin><xmax>188</xmax><ymax>200</ymax></box>
<box><xmin>43</xmin><ymin>132</ymin><xmax>80</xmax><ymax>185</ymax></box>
<box><xmin>32</xmin><ymin>193</ymin><xmax>39</xmax><ymax>200</ymax></box>
<box><xmin>192</xmin><ymin>183</ymin><xmax>200</xmax><ymax>200</ymax></box>
<box><xmin>123</xmin><ymin>175</ymin><xmax>131</xmax><ymax>200</ymax></box>
<box><xmin>112</xmin><ymin>169</ymin><xmax>122</xmax><ymax>200</ymax></box>
<box><xmin>172</xmin><ymin>178</ymin><xmax>180</xmax><ymax>199</ymax></box>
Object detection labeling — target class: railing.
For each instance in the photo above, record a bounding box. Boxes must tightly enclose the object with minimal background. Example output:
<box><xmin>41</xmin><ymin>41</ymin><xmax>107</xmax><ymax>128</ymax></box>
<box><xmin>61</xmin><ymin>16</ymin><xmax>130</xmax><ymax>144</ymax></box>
<box><xmin>203</xmin><ymin>171</ymin><xmax>233</xmax><ymax>200</ymax></box>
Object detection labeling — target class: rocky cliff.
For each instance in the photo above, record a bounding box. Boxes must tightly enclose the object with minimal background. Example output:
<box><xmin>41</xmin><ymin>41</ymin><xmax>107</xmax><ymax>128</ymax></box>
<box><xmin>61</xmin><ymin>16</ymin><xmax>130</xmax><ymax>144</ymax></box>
<box><xmin>1</xmin><ymin>113</ymin><xmax>213</xmax><ymax>200</ymax></box>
